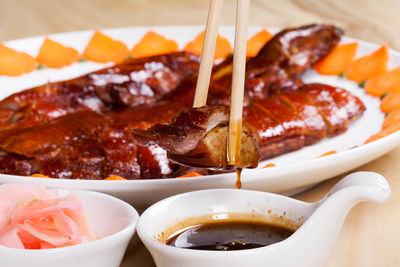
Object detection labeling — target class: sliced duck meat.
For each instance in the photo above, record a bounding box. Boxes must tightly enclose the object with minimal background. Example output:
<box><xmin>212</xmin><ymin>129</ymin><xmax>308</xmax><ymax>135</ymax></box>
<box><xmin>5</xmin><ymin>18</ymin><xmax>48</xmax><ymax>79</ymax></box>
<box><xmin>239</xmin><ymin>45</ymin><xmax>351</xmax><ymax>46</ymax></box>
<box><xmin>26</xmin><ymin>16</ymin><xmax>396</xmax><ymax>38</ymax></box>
<box><xmin>246</xmin><ymin>24</ymin><xmax>343</xmax><ymax>80</ymax></box>
<box><xmin>0</xmin><ymin>52</ymin><xmax>199</xmax><ymax>138</ymax></box>
<box><xmin>0</xmin><ymin>152</ymin><xmax>38</xmax><ymax>176</ymax></box>
<box><xmin>137</xmin><ymin>144</ymin><xmax>177</xmax><ymax>179</ymax></box>
<box><xmin>0</xmin><ymin>24</ymin><xmax>367</xmax><ymax>179</ymax></box>
<box><xmin>97</xmin><ymin>125</ymin><xmax>142</xmax><ymax>179</ymax></box>
<box><xmin>108</xmin><ymin>101</ymin><xmax>186</xmax><ymax>130</ymax></box>
<box><xmin>36</xmin><ymin>135</ymin><xmax>105</xmax><ymax>180</ymax></box>
<box><xmin>300</xmin><ymin>83</ymin><xmax>366</xmax><ymax>136</ymax></box>
<box><xmin>132</xmin><ymin>106</ymin><xmax>260</xmax><ymax>169</ymax></box>
<box><xmin>0</xmin><ymin>111</ymin><xmax>109</xmax><ymax>158</ymax></box>
<box><xmin>279</xmin><ymin>90</ymin><xmax>327</xmax><ymax>145</ymax></box>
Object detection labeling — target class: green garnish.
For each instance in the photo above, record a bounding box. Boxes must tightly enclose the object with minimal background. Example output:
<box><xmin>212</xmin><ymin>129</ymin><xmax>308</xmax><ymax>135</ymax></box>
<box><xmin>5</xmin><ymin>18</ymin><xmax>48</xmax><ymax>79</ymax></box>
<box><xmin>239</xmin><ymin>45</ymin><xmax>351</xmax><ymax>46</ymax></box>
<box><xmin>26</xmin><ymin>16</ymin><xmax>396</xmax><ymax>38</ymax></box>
<box><xmin>385</xmin><ymin>111</ymin><xmax>392</xmax><ymax>117</ymax></box>
<box><xmin>124</xmin><ymin>55</ymin><xmax>133</xmax><ymax>61</ymax></box>
<box><xmin>380</xmin><ymin>92</ymin><xmax>390</xmax><ymax>100</ymax></box>
<box><xmin>37</xmin><ymin>64</ymin><xmax>46</xmax><ymax>70</ymax></box>
<box><xmin>338</xmin><ymin>72</ymin><xmax>346</xmax><ymax>78</ymax></box>
<box><xmin>358</xmin><ymin>81</ymin><xmax>366</xmax><ymax>88</ymax></box>
<box><xmin>79</xmin><ymin>58</ymin><xmax>87</xmax><ymax>63</ymax></box>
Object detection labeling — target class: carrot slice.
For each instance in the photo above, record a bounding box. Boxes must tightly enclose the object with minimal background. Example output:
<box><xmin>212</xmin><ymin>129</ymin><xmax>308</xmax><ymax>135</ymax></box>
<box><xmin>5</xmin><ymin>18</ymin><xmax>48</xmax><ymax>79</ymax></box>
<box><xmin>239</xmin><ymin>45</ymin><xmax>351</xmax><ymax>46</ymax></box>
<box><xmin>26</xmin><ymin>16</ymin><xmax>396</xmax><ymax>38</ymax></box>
<box><xmin>0</xmin><ymin>43</ymin><xmax>37</xmax><ymax>76</ymax></box>
<box><xmin>318</xmin><ymin>150</ymin><xmax>337</xmax><ymax>157</ymax></box>
<box><xmin>383</xmin><ymin>110</ymin><xmax>400</xmax><ymax>129</ymax></box>
<box><xmin>262</xmin><ymin>163</ymin><xmax>276</xmax><ymax>168</ymax></box>
<box><xmin>30</xmin><ymin>174</ymin><xmax>49</xmax><ymax>178</ymax></box>
<box><xmin>184</xmin><ymin>31</ymin><xmax>232</xmax><ymax>60</ymax></box>
<box><xmin>365</xmin><ymin>122</ymin><xmax>400</xmax><ymax>143</ymax></box>
<box><xmin>380</xmin><ymin>91</ymin><xmax>400</xmax><ymax>113</ymax></box>
<box><xmin>246</xmin><ymin>30</ymin><xmax>273</xmax><ymax>57</ymax></box>
<box><xmin>131</xmin><ymin>31</ymin><xmax>179</xmax><ymax>58</ymax></box>
<box><xmin>82</xmin><ymin>31</ymin><xmax>129</xmax><ymax>63</ymax></box>
<box><xmin>37</xmin><ymin>38</ymin><xmax>80</xmax><ymax>68</ymax></box>
<box><xmin>176</xmin><ymin>172</ymin><xmax>202</xmax><ymax>178</ymax></box>
<box><xmin>313</xmin><ymin>43</ymin><xmax>358</xmax><ymax>75</ymax></box>
<box><xmin>345</xmin><ymin>45</ymin><xmax>389</xmax><ymax>83</ymax></box>
<box><xmin>104</xmin><ymin>175</ymin><xmax>127</xmax><ymax>180</ymax></box>
<box><xmin>365</xmin><ymin>67</ymin><xmax>400</xmax><ymax>96</ymax></box>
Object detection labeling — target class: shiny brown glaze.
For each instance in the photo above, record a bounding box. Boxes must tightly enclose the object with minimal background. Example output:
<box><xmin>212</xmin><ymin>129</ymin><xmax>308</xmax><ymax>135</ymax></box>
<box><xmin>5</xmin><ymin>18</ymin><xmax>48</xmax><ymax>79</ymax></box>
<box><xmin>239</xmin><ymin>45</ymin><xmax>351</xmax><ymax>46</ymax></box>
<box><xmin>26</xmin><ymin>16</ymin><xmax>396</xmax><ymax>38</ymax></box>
<box><xmin>300</xmin><ymin>83</ymin><xmax>366</xmax><ymax>136</ymax></box>
<box><xmin>0</xmin><ymin>52</ymin><xmax>199</xmax><ymax>139</ymax></box>
<box><xmin>0</xmin><ymin>111</ymin><xmax>109</xmax><ymax>158</ymax></box>
<box><xmin>132</xmin><ymin>106</ymin><xmax>260</xmax><ymax>169</ymax></box>
<box><xmin>246</xmin><ymin>24</ymin><xmax>343</xmax><ymax>79</ymax></box>
<box><xmin>245</xmin><ymin>24</ymin><xmax>342</xmax><ymax>99</ymax></box>
<box><xmin>164</xmin><ymin>24</ymin><xmax>342</xmax><ymax>107</ymax></box>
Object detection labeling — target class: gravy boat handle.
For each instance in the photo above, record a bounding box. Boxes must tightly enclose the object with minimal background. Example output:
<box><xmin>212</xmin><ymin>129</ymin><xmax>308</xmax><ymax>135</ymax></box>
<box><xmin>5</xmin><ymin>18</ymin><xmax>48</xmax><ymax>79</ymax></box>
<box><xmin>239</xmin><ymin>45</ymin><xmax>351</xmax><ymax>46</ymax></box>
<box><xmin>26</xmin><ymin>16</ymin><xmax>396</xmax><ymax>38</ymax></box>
<box><xmin>290</xmin><ymin>172</ymin><xmax>390</xmax><ymax>267</ymax></box>
<box><xmin>320</xmin><ymin>171</ymin><xmax>391</xmax><ymax>204</ymax></box>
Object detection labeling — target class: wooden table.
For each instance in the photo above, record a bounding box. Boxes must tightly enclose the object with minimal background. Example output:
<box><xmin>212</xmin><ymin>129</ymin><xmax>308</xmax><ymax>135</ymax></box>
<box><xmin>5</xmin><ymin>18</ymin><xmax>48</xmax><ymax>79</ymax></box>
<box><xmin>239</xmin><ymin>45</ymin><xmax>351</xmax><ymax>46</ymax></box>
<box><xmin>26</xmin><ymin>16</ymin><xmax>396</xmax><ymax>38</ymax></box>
<box><xmin>2</xmin><ymin>0</ymin><xmax>399</xmax><ymax>266</ymax></box>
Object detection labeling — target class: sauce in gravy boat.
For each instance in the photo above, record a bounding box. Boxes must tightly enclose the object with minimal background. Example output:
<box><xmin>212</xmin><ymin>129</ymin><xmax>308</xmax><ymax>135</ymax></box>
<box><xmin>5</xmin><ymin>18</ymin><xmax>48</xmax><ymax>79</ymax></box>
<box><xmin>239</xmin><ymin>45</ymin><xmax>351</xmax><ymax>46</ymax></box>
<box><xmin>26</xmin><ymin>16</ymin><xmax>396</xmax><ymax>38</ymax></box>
<box><xmin>137</xmin><ymin>171</ymin><xmax>390</xmax><ymax>267</ymax></box>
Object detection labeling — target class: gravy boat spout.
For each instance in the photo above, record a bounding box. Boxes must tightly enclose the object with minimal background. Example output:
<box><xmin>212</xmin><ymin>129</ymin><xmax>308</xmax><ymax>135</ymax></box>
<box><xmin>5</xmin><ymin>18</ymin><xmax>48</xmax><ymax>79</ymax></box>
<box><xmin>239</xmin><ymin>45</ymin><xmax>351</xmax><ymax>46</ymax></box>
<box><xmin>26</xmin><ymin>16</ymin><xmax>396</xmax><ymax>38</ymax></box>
<box><xmin>137</xmin><ymin>171</ymin><xmax>390</xmax><ymax>267</ymax></box>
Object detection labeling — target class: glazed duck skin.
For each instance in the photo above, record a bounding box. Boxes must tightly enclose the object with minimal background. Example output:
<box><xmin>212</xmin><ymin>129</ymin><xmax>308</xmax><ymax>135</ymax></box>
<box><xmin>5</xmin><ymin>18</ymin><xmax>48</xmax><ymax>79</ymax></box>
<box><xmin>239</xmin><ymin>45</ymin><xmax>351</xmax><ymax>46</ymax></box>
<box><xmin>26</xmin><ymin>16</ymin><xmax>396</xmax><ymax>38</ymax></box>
<box><xmin>246</xmin><ymin>24</ymin><xmax>343</xmax><ymax>79</ymax></box>
<box><xmin>0</xmin><ymin>112</ymin><xmax>178</xmax><ymax>179</ymax></box>
<box><xmin>0</xmin><ymin>24</ymin><xmax>365</xmax><ymax>178</ymax></box>
<box><xmin>248</xmin><ymin>83</ymin><xmax>365</xmax><ymax>159</ymax></box>
<box><xmin>0</xmin><ymin>52</ymin><xmax>200</xmax><ymax>139</ymax></box>
<box><xmin>136</xmin><ymin>84</ymin><xmax>365</xmax><ymax>166</ymax></box>
<box><xmin>164</xmin><ymin>24</ymin><xmax>342</xmax><ymax>108</ymax></box>
<box><xmin>213</xmin><ymin>24</ymin><xmax>342</xmax><ymax>100</ymax></box>
<box><xmin>132</xmin><ymin>106</ymin><xmax>260</xmax><ymax>169</ymax></box>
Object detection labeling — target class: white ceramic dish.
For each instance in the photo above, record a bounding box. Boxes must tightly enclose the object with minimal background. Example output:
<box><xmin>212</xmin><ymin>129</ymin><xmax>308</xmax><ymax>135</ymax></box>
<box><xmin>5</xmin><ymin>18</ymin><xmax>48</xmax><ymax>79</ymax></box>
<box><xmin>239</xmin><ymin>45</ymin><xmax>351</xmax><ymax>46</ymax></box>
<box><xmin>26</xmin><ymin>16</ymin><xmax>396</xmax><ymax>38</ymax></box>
<box><xmin>0</xmin><ymin>26</ymin><xmax>399</xmax><ymax>209</ymax></box>
<box><xmin>137</xmin><ymin>172</ymin><xmax>391</xmax><ymax>267</ymax></box>
<box><xmin>0</xmin><ymin>189</ymin><xmax>139</xmax><ymax>267</ymax></box>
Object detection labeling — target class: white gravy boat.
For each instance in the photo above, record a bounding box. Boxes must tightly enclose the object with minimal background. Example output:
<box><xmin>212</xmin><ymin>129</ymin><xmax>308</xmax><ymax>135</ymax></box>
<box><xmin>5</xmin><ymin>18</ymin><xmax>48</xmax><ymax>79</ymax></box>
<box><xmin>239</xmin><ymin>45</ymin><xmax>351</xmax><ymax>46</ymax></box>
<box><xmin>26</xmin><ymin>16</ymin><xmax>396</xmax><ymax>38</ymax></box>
<box><xmin>137</xmin><ymin>171</ymin><xmax>390</xmax><ymax>267</ymax></box>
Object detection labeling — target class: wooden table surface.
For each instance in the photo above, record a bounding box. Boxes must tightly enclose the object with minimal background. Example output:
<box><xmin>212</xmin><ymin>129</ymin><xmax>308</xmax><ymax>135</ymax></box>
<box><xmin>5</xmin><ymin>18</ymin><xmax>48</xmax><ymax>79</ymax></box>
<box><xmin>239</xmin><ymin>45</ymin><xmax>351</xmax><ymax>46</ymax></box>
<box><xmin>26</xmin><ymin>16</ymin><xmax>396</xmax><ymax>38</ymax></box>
<box><xmin>2</xmin><ymin>0</ymin><xmax>400</xmax><ymax>266</ymax></box>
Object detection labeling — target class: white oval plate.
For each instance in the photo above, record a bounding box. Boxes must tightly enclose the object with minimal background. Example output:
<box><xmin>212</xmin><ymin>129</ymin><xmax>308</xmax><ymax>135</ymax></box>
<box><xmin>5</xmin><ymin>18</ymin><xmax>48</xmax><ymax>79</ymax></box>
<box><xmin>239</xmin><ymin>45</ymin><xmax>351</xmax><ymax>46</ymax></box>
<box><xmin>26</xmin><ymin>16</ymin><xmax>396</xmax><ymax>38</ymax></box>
<box><xmin>0</xmin><ymin>26</ymin><xmax>399</xmax><ymax>210</ymax></box>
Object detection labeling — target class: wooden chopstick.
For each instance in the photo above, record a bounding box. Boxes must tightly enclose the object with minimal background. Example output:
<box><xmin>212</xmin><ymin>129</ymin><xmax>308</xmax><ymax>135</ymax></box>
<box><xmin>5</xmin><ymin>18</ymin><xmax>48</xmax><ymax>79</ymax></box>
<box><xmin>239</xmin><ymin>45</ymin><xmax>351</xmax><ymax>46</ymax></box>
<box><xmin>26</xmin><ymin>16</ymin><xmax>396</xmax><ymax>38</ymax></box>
<box><xmin>227</xmin><ymin>0</ymin><xmax>249</xmax><ymax>166</ymax></box>
<box><xmin>193</xmin><ymin>0</ymin><xmax>224</xmax><ymax>108</ymax></box>
<box><xmin>192</xmin><ymin>0</ymin><xmax>249</xmax><ymax>167</ymax></box>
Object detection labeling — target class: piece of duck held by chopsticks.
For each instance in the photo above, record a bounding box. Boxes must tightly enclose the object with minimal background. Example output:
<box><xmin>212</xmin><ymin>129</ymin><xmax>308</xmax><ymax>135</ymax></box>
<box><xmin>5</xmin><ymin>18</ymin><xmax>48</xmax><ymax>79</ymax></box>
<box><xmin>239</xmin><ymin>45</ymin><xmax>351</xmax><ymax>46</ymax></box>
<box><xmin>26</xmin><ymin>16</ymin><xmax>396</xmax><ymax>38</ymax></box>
<box><xmin>132</xmin><ymin>105</ymin><xmax>260</xmax><ymax>170</ymax></box>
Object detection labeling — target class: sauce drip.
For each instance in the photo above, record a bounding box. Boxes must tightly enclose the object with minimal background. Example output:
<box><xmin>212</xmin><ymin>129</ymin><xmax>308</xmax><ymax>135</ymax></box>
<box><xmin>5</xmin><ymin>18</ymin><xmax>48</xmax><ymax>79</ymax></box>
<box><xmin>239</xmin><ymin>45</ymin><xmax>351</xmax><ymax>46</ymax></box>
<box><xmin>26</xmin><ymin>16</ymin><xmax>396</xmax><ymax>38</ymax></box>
<box><xmin>228</xmin><ymin>118</ymin><xmax>243</xmax><ymax>189</ymax></box>
<box><xmin>235</xmin><ymin>168</ymin><xmax>242</xmax><ymax>189</ymax></box>
<box><xmin>167</xmin><ymin>221</ymin><xmax>294</xmax><ymax>251</ymax></box>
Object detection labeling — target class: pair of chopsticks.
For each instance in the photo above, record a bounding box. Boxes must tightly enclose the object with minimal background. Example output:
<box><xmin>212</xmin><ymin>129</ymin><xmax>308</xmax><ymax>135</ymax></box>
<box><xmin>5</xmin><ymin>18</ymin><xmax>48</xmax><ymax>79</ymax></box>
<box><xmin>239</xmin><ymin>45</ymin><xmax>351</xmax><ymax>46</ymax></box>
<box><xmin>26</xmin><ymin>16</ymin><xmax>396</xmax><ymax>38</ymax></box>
<box><xmin>193</xmin><ymin>0</ymin><xmax>249</xmax><ymax>166</ymax></box>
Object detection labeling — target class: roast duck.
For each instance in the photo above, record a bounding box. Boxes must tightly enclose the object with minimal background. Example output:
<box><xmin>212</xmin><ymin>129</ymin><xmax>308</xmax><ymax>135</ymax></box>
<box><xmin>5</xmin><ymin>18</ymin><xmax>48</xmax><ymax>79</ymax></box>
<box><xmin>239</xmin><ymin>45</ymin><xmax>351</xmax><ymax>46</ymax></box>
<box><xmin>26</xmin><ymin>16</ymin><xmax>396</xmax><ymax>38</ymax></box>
<box><xmin>0</xmin><ymin>24</ymin><xmax>365</xmax><ymax>179</ymax></box>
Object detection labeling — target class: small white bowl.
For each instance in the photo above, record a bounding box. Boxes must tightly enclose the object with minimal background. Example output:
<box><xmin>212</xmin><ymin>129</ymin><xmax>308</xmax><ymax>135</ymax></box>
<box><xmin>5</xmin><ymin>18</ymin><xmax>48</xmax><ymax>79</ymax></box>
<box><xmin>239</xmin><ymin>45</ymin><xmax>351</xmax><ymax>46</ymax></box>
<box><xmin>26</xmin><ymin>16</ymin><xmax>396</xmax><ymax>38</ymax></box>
<box><xmin>0</xmin><ymin>189</ymin><xmax>139</xmax><ymax>267</ymax></box>
<box><xmin>137</xmin><ymin>172</ymin><xmax>390</xmax><ymax>267</ymax></box>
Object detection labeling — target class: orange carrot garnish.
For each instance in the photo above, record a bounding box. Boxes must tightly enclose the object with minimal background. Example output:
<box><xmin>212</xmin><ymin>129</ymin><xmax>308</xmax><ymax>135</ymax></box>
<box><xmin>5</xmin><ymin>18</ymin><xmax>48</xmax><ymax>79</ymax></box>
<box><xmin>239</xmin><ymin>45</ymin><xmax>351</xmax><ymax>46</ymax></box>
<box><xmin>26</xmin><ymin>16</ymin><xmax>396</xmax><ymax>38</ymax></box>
<box><xmin>380</xmin><ymin>91</ymin><xmax>400</xmax><ymax>113</ymax></box>
<box><xmin>345</xmin><ymin>45</ymin><xmax>389</xmax><ymax>83</ymax></box>
<box><xmin>313</xmin><ymin>43</ymin><xmax>358</xmax><ymax>75</ymax></box>
<box><xmin>184</xmin><ymin>31</ymin><xmax>232</xmax><ymax>60</ymax></box>
<box><xmin>30</xmin><ymin>174</ymin><xmax>49</xmax><ymax>178</ymax></box>
<box><xmin>0</xmin><ymin>43</ymin><xmax>37</xmax><ymax>76</ymax></box>
<box><xmin>36</xmin><ymin>38</ymin><xmax>80</xmax><ymax>68</ymax></box>
<box><xmin>176</xmin><ymin>172</ymin><xmax>202</xmax><ymax>178</ymax></box>
<box><xmin>246</xmin><ymin>30</ymin><xmax>273</xmax><ymax>57</ymax></box>
<box><xmin>365</xmin><ymin>67</ymin><xmax>400</xmax><ymax>97</ymax></box>
<box><xmin>82</xmin><ymin>31</ymin><xmax>129</xmax><ymax>63</ymax></box>
<box><xmin>262</xmin><ymin>163</ymin><xmax>276</xmax><ymax>168</ymax></box>
<box><xmin>383</xmin><ymin>110</ymin><xmax>400</xmax><ymax>129</ymax></box>
<box><xmin>318</xmin><ymin>150</ymin><xmax>337</xmax><ymax>157</ymax></box>
<box><xmin>104</xmin><ymin>175</ymin><xmax>127</xmax><ymax>180</ymax></box>
<box><xmin>365</xmin><ymin>122</ymin><xmax>400</xmax><ymax>143</ymax></box>
<box><xmin>131</xmin><ymin>31</ymin><xmax>179</xmax><ymax>58</ymax></box>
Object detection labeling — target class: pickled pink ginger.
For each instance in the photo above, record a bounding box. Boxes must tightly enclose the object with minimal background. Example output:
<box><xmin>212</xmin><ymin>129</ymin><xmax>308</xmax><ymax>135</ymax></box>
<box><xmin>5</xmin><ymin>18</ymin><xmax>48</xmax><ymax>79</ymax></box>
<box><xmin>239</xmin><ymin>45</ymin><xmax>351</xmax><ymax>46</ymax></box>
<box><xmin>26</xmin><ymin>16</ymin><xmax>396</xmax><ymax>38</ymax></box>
<box><xmin>0</xmin><ymin>184</ymin><xmax>96</xmax><ymax>249</ymax></box>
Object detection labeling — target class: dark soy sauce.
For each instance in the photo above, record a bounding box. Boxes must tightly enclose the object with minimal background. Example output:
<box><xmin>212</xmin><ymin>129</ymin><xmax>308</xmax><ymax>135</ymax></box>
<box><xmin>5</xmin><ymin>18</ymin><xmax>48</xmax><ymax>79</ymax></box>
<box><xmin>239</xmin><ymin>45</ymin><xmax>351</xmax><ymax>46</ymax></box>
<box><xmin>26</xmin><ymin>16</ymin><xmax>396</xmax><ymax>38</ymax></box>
<box><xmin>166</xmin><ymin>221</ymin><xmax>294</xmax><ymax>251</ymax></box>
